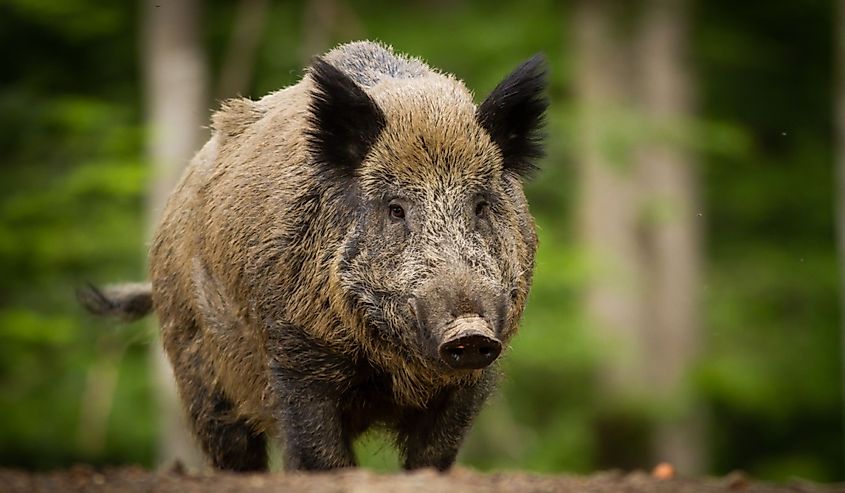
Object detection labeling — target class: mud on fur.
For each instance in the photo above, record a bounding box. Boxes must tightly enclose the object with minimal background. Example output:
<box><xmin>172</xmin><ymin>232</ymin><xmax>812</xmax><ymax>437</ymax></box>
<box><xmin>80</xmin><ymin>41</ymin><xmax>547</xmax><ymax>472</ymax></box>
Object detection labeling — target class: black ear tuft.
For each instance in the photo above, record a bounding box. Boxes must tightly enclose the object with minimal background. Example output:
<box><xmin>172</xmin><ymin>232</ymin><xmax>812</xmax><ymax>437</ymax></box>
<box><xmin>477</xmin><ymin>54</ymin><xmax>548</xmax><ymax>179</ymax></box>
<box><xmin>306</xmin><ymin>57</ymin><xmax>387</xmax><ymax>178</ymax></box>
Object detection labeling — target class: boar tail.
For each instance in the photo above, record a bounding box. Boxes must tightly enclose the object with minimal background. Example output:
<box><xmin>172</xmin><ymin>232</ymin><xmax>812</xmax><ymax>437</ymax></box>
<box><xmin>77</xmin><ymin>282</ymin><xmax>153</xmax><ymax>322</ymax></box>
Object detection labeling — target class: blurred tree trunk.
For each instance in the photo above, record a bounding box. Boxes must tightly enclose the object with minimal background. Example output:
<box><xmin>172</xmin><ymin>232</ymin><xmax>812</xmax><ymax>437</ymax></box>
<box><xmin>836</xmin><ymin>0</ymin><xmax>845</xmax><ymax>475</ymax></box>
<box><xmin>574</xmin><ymin>0</ymin><xmax>703</xmax><ymax>472</ymax></box>
<box><xmin>299</xmin><ymin>0</ymin><xmax>364</xmax><ymax>65</ymax></box>
<box><xmin>636</xmin><ymin>0</ymin><xmax>704</xmax><ymax>474</ymax></box>
<box><xmin>76</xmin><ymin>336</ymin><xmax>122</xmax><ymax>456</ymax></box>
<box><xmin>574</xmin><ymin>0</ymin><xmax>647</xmax><ymax>396</ymax></box>
<box><xmin>573</xmin><ymin>0</ymin><xmax>651</xmax><ymax>469</ymax></box>
<box><xmin>300</xmin><ymin>0</ymin><xmax>338</xmax><ymax>65</ymax></box>
<box><xmin>216</xmin><ymin>0</ymin><xmax>270</xmax><ymax>100</ymax></box>
<box><xmin>142</xmin><ymin>0</ymin><xmax>208</xmax><ymax>468</ymax></box>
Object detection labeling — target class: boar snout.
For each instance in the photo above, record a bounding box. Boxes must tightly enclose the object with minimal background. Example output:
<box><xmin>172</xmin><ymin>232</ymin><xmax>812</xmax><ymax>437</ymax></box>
<box><xmin>406</xmin><ymin>271</ymin><xmax>507</xmax><ymax>369</ymax></box>
<box><xmin>438</xmin><ymin>316</ymin><xmax>502</xmax><ymax>370</ymax></box>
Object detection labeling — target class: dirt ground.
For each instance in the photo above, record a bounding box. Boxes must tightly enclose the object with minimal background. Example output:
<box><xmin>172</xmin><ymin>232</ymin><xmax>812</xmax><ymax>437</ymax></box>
<box><xmin>1</xmin><ymin>466</ymin><xmax>842</xmax><ymax>493</ymax></box>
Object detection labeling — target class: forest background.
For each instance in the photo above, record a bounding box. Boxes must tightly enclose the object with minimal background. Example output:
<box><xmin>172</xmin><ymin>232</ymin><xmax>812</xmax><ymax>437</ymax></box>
<box><xmin>0</xmin><ymin>0</ymin><xmax>841</xmax><ymax>483</ymax></box>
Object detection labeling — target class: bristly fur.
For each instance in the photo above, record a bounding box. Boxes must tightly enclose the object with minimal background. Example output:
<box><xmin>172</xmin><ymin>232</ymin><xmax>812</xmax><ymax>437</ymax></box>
<box><xmin>86</xmin><ymin>41</ymin><xmax>546</xmax><ymax>473</ymax></box>
<box><xmin>306</xmin><ymin>57</ymin><xmax>387</xmax><ymax>178</ymax></box>
<box><xmin>476</xmin><ymin>54</ymin><xmax>548</xmax><ymax>179</ymax></box>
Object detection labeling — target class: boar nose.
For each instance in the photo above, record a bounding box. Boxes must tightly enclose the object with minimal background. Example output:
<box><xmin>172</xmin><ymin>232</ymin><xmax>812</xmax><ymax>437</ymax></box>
<box><xmin>438</xmin><ymin>316</ymin><xmax>502</xmax><ymax>370</ymax></box>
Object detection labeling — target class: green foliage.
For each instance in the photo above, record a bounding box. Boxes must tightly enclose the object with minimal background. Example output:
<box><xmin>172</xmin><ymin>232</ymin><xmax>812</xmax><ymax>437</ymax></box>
<box><xmin>0</xmin><ymin>0</ymin><xmax>840</xmax><ymax>482</ymax></box>
<box><xmin>0</xmin><ymin>0</ymin><xmax>148</xmax><ymax>468</ymax></box>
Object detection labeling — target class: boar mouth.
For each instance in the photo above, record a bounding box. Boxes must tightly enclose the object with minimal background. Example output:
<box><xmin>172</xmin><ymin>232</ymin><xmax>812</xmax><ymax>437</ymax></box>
<box><xmin>437</xmin><ymin>316</ymin><xmax>502</xmax><ymax>370</ymax></box>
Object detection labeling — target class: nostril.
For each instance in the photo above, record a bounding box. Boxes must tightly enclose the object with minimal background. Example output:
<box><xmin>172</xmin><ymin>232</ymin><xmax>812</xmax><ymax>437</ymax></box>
<box><xmin>439</xmin><ymin>333</ymin><xmax>502</xmax><ymax>370</ymax></box>
<box><xmin>447</xmin><ymin>345</ymin><xmax>464</xmax><ymax>356</ymax></box>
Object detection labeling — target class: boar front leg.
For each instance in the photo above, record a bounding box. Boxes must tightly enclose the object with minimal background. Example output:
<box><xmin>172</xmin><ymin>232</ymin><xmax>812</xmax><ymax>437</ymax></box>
<box><xmin>399</xmin><ymin>370</ymin><xmax>496</xmax><ymax>471</ymax></box>
<box><xmin>269</xmin><ymin>323</ymin><xmax>357</xmax><ymax>471</ymax></box>
<box><xmin>274</xmin><ymin>373</ymin><xmax>357</xmax><ymax>470</ymax></box>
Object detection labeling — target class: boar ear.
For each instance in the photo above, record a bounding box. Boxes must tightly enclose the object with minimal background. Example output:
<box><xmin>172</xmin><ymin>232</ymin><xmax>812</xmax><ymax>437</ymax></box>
<box><xmin>477</xmin><ymin>54</ymin><xmax>548</xmax><ymax>179</ymax></box>
<box><xmin>306</xmin><ymin>57</ymin><xmax>387</xmax><ymax>178</ymax></box>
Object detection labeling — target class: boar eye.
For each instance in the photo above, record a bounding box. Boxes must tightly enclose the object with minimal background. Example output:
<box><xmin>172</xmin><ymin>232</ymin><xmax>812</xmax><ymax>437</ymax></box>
<box><xmin>389</xmin><ymin>204</ymin><xmax>405</xmax><ymax>220</ymax></box>
<box><xmin>475</xmin><ymin>201</ymin><xmax>490</xmax><ymax>217</ymax></box>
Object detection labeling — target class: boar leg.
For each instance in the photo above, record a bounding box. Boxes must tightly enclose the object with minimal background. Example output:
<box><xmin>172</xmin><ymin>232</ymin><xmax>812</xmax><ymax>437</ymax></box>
<box><xmin>398</xmin><ymin>371</ymin><xmax>496</xmax><ymax>471</ymax></box>
<box><xmin>163</xmin><ymin>311</ymin><xmax>268</xmax><ymax>471</ymax></box>
<box><xmin>179</xmin><ymin>374</ymin><xmax>268</xmax><ymax>471</ymax></box>
<box><xmin>274</xmin><ymin>375</ymin><xmax>357</xmax><ymax>471</ymax></box>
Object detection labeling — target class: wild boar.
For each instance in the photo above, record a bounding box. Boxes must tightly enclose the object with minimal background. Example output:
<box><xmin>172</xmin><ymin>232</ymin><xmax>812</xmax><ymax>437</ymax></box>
<box><xmin>81</xmin><ymin>41</ymin><xmax>547</xmax><ymax>472</ymax></box>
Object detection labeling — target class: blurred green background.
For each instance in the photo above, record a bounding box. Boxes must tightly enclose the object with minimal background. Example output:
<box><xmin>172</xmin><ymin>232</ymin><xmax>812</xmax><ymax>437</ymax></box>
<box><xmin>0</xmin><ymin>0</ymin><xmax>842</xmax><ymax>483</ymax></box>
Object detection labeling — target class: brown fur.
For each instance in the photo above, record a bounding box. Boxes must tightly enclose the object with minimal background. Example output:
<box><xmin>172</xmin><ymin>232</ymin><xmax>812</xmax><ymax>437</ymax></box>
<box><xmin>86</xmin><ymin>41</ymin><xmax>546</xmax><ymax>471</ymax></box>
